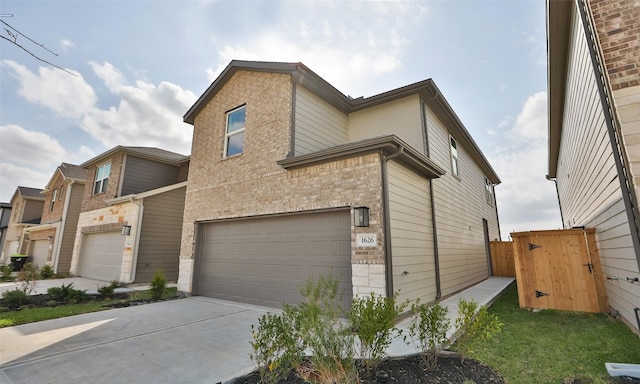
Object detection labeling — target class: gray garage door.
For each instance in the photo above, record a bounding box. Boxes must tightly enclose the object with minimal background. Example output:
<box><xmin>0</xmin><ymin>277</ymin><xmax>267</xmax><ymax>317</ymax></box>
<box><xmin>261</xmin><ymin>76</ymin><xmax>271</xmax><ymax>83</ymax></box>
<box><xmin>195</xmin><ymin>210</ymin><xmax>352</xmax><ymax>309</ymax></box>
<box><xmin>31</xmin><ymin>240</ymin><xmax>50</xmax><ymax>268</ymax></box>
<box><xmin>78</xmin><ymin>231</ymin><xmax>124</xmax><ymax>281</ymax></box>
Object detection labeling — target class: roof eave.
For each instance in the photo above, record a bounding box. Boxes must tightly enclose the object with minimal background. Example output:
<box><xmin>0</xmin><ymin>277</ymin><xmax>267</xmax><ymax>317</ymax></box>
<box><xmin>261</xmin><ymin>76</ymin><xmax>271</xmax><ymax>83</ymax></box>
<box><xmin>547</xmin><ymin>0</ymin><xmax>573</xmax><ymax>178</ymax></box>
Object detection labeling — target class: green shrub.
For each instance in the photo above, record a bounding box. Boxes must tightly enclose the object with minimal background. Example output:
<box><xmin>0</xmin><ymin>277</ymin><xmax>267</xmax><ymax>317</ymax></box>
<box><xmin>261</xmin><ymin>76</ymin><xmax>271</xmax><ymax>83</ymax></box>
<box><xmin>349</xmin><ymin>291</ymin><xmax>406</xmax><ymax>370</ymax></box>
<box><xmin>2</xmin><ymin>289</ymin><xmax>30</xmax><ymax>309</ymax></box>
<box><xmin>406</xmin><ymin>300</ymin><xmax>450</xmax><ymax>371</ymax></box>
<box><xmin>250</xmin><ymin>307</ymin><xmax>303</xmax><ymax>384</ymax></box>
<box><xmin>40</xmin><ymin>264</ymin><xmax>55</xmax><ymax>279</ymax></box>
<box><xmin>17</xmin><ymin>262</ymin><xmax>39</xmax><ymax>294</ymax></box>
<box><xmin>0</xmin><ymin>264</ymin><xmax>14</xmax><ymax>282</ymax></box>
<box><xmin>47</xmin><ymin>283</ymin><xmax>89</xmax><ymax>303</ymax></box>
<box><xmin>454</xmin><ymin>298</ymin><xmax>503</xmax><ymax>361</ymax></box>
<box><xmin>149</xmin><ymin>270</ymin><xmax>167</xmax><ymax>299</ymax></box>
<box><xmin>97</xmin><ymin>280</ymin><xmax>119</xmax><ymax>298</ymax></box>
<box><xmin>294</xmin><ymin>273</ymin><xmax>357</xmax><ymax>384</ymax></box>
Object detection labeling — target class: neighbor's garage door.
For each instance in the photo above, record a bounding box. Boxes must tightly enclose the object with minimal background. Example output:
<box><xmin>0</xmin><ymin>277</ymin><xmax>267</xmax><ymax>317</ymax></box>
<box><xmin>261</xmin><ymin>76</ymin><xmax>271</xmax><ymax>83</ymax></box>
<box><xmin>78</xmin><ymin>231</ymin><xmax>124</xmax><ymax>281</ymax></box>
<box><xmin>195</xmin><ymin>210</ymin><xmax>352</xmax><ymax>309</ymax></box>
<box><xmin>31</xmin><ymin>240</ymin><xmax>50</xmax><ymax>268</ymax></box>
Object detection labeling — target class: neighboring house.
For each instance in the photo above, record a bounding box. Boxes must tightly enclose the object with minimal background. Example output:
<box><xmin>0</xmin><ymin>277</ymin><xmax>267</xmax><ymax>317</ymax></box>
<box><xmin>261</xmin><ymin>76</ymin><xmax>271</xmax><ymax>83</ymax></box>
<box><xmin>0</xmin><ymin>187</ymin><xmax>44</xmax><ymax>264</ymax></box>
<box><xmin>22</xmin><ymin>163</ymin><xmax>87</xmax><ymax>275</ymax></box>
<box><xmin>70</xmin><ymin>146</ymin><xmax>189</xmax><ymax>284</ymax></box>
<box><xmin>178</xmin><ymin>60</ymin><xmax>501</xmax><ymax>310</ymax></box>
<box><xmin>0</xmin><ymin>202</ymin><xmax>11</xmax><ymax>263</ymax></box>
<box><xmin>547</xmin><ymin>0</ymin><xmax>640</xmax><ymax>333</ymax></box>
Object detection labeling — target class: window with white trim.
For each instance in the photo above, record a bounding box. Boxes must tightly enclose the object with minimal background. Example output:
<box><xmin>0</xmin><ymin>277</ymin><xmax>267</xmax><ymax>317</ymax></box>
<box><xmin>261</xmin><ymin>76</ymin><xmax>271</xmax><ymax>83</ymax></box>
<box><xmin>485</xmin><ymin>177</ymin><xmax>494</xmax><ymax>206</ymax></box>
<box><xmin>93</xmin><ymin>162</ymin><xmax>111</xmax><ymax>195</ymax></box>
<box><xmin>59</xmin><ymin>185</ymin><xmax>64</xmax><ymax>201</ymax></box>
<box><xmin>49</xmin><ymin>189</ymin><xmax>57</xmax><ymax>212</ymax></box>
<box><xmin>224</xmin><ymin>106</ymin><xmax>246</xmax><ymax>157</ymax></box>
<box><xmin>450</xmin><ymin>136</ymin><xmax>459</xmax><ymax>177</ymax></box>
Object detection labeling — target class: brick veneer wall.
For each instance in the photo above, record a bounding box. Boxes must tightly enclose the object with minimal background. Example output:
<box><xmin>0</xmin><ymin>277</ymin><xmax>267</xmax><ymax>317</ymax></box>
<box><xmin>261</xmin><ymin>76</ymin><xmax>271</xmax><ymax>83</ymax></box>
<box><xmin>179</xmin><ymin>70</ymin><xmax>387</xmax><ymax>295</ymax></box>
<box><xmin>41</xmin><ymin>175</ymin><xmax>66</xmax><ymax>224</ymax></box>
<box><xmin>81</xmin><ymin>153</ymin><xmax>124</xmax><ymax>212</ymax></box>
<box><xmin>590</xmin><ymin>0</ymin><xmax>640</xmax><ymax>90</ymax></box>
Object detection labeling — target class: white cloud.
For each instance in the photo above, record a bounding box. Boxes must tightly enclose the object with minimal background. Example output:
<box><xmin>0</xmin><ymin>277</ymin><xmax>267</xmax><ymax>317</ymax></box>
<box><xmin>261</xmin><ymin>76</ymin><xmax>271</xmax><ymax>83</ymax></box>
<box><xmin>2</xmin><ymin>60</ymin><xmax>96</xmax><ymax>118</ymax></box>
<box><xmin>0</xmin><ymin>125</ymin><xmax>67</xmax><ymax>166</ymax></box>
<box><xmin>0</xmin><ymin>162</ymin><xmax>51</xmax><ymax>202</ymax></box>
<box><xmin>60</xmin><ymin>39</ymin><xmax>75</xmax><ymax>53</ymax></box>
<box><xmin>490</xmin><ymin>91</ymin><xmax>561</xmax><ymax>239</ymax></box>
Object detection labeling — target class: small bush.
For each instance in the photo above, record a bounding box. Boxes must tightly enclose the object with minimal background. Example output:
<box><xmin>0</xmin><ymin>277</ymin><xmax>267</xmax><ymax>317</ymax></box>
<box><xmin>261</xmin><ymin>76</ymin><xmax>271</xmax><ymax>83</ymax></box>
<box><xmin>406</xmin><ymin>300</ymin><xmax>450</xmax><ymax>371</ymax></box>
<box><xmin>250</xmin><ymin>307</ymin><xmax>303</xmax><ymax>384</ymax></box>
<box><xmin>2</xmin><ymin>289</ymin><xmax>30</xmax><ymax>309</ymax></box>
<box><xmin>17</xmin><ymin>262</ymin><xmax>39</xmax><ymax>295</ymax></box>
<box><xmin>97</xmin><ymin>280</ymin><xmax>119</xmax><ymax>298</ymax></box>
<box><xmin>40</xmin><ymin>264</ymin><xmax>55</xmax><ymax>279</ymax></box>
<box><xmin>149</xmin><ymin>270</ymin><xmax>167</xmax><ymax>299</ymax></box>
<box><xmin>0</xmin><ymin>264</ymin><xmax>14</xmax><ymax>282</ymax></box>
<box><xmin>350</xmin><ymin>291</ymin><xmax>406</xmax><ymax>370</ymax></box>
<box><xmin>47</xmin><ymin>283</ymin><xmax>89</xmax><ymax>303</ymax></box>
<box><xmin>454</xmin><ymin>298</ymin><xmax>503</xmax><ymax>361</ymax></box>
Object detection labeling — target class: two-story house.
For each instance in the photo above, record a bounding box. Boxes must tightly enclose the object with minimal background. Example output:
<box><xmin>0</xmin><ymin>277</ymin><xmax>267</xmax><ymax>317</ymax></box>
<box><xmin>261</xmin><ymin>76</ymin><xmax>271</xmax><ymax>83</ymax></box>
<box><xmin>0</xmin><ymin>187</ymin><xmax>44</xmax><ymax>264</ymax></box>
<box><xmin>70</xmin><ymin>146</ymin><xmax>189</xmax><ymax>284</ymax></box>
<box><xmin>547</xmin><ymin>0</ymin><xmax>640</xmax><ymax>333</ymax></box>
<box><xmin>0</xmin><ymin>202</ymin><xmax>12</xmax><ymax>262</ymax></box>
<box><xmin>21</xmin><ymin>163</ymin><xmax>87</xmax><ymax>275</ymax></box>
<box><xmin>178</xmin><ymin>61</ymin><xmax>501</xmax><ymax>310</ymax></box>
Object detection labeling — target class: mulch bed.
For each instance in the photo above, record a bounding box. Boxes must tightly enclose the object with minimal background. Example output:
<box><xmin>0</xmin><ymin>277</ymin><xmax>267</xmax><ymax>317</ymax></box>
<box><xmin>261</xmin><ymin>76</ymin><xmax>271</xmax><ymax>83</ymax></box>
<box><xmin>230</xmin><ymin>354</ymin><xmax>505</xmax><ymax>384</ymax></box>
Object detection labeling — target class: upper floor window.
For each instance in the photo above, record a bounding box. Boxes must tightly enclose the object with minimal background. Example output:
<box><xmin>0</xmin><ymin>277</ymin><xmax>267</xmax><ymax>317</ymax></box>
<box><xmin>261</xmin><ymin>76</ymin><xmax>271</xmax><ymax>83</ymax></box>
<box><xmin>450</xmin><ymin>136</ymin><xmax>459</xmax><ymax>178</ymax></box>
<box><xmin>485</xmin><ymin>177</ymin><xmax>494</xmax><ymax>206</ymax></box>
<box><xmin>59</xmin><ymin>185</ymin><xmax>64</xmax><ymax>201</ymax></box>
<box><xmin>50</xmin><ymin>189</ymin><xmax>58</xmax><ymax>212</ymax></box>
<box><xmin>224</xmin><ymin>106</ymin><xmax>246</xmax><ymax>157</ymax></box>
<box><xmin>93</xmin><ymin>162</ymin><xmax>111</xmax><ymax>195</ymax></box>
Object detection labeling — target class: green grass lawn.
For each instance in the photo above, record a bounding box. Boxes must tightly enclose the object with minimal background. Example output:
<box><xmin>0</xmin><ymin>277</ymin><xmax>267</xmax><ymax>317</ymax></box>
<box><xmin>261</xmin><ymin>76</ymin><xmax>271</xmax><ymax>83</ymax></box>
<box><xmin>0</xmin><ymin>287</ymin><xmax>178</xmax><ymax>328</ymax></box>
<box><xmin>466</xmin><ymin>283</ymin><xmax>640</xmax><ymax>384</ymax></box>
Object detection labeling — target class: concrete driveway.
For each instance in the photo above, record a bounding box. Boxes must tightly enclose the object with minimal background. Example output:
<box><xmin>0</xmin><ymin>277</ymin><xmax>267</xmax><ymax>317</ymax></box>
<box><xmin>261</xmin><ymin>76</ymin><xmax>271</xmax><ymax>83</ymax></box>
<box><xmin>0</xmin><ymin>297</ymin><xmax>271</xmax><ymax>384</ymax></box>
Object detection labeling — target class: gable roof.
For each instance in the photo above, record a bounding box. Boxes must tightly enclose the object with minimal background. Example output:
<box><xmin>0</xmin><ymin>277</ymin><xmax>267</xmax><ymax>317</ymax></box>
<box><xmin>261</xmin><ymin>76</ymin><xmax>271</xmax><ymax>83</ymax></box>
<box><xmin>43</xmin><ymin>163</ymin><xmax>88</xmax><ymax>193</ymax></box>
<box><xmin>185</xmin><ymin>60</ymin><xmax>500</xmax><ymax>184</ymax></box>
<box><xmin>81</xmin><ymin>146</ymin><xmax>189</xmax><ymax>168</ymax></box>
<box><xmin>15</xmin><ymin>186</ymin><xmax>45</xmax><ymax>201</ymax></box>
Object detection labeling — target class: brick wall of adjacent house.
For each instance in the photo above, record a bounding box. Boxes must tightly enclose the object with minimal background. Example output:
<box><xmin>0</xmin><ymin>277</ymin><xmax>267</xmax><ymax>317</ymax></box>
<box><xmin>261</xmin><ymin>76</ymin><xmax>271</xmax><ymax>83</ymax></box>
<box><xmin>590</xmin><ymin>0</ymin><xmax>640</xmax><ymax>90</ymax></box>
<box><xmin>70</xmin><ymin>201</ymin><xmax>140</xmax><ymax>282</ymax></box>
<box><xmin>179</xmin><ymin>70</ymin><xmax>386</xmax><ymax>296</ymax></box>
<box><xmin>41</xmin><ymin>176</ymin><xmax>67</xmax><ymax>224</ymax></box>
<box><xmin>81</xmin><ymin>153</ymin><xmax>124</xmax><ymax>212</ymax></box>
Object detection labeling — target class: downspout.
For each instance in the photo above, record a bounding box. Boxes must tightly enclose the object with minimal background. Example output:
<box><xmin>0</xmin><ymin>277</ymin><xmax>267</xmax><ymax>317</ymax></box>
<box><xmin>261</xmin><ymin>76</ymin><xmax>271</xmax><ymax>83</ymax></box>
<box><xmin>421</xmin><ymin>99</ymin><xmax>442</xmax><ymax>300</ymax></box>
<box><xmin>381</xmin><ymin>146</ymin><xmax>404</xmax><ymax>298</ymax></box>
<box><xmin>576</xmin><ymin>0</ymin><xmax>640</xmax><ymax>272</ymax></box>
<box><xmin>128</xmin><ymin>197</ymin><xmax>144</xmax><ymax>284</ymax></box>
<box><xmin>545</xmin><ymin>175</ymin><xmax>565</xmax><ymax>227</ymax></box>
<box><xmin>53</xmin><ymin>179</ymin><xmax>74</xmax><ymax>273</ymax></box>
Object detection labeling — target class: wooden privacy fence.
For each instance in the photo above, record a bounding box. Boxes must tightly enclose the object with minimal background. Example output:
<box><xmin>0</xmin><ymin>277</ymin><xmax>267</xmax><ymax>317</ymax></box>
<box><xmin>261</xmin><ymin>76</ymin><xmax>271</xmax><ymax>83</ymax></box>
<box><xmin>511</xmin><ymin>228</ymin><xmax>608</xmax><ymax>313</ymax></box>
<box><xmin>489</xmin><ymin>241</ymin><xmax>516</xmax><ymax>277</ymax></box>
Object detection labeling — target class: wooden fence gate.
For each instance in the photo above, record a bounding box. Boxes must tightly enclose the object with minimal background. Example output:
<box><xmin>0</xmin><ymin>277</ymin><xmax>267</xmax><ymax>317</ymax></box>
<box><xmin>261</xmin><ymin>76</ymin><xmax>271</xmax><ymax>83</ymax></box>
<box><xmin>511</xmin><ymin>228</ymin><xmax>608</xmax><ymax>313</ymax></box>
<box><xmin>489</xmin><ymin>241</ymin><xmax>516</xmax><ymax>277</ymax></box>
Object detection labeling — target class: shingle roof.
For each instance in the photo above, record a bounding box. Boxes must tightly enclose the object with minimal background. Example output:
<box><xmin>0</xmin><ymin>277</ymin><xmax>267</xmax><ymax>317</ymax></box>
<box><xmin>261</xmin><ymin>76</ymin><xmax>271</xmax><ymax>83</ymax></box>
<box><xmin>59</xmin><ymin>163</ymin><xmax>88</xmax><ymax>181</ymax></box>
<box><xmin>17</xmin><ymin>186</ymin><xmax>45</xmax><ymax>199</ymax></box>
<box><xmin>81</xmin><ymin>146</ymin><xmax>189</xmax><ymax>167</ymax></box>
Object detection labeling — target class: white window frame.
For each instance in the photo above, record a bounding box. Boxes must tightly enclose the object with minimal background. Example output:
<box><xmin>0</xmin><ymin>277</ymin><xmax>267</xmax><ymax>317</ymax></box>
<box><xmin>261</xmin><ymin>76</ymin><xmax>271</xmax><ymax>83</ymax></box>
<box><xmin>485</xmin><ymin>177</ymin><xmax>494</xmax><ymax>206</ymax></box>
<box><xmin>59</xmin><ymin>185</ymin><xmax>64</xmax><ymax>201</ymax></box>
<box><xmin>224</xmin><ymin>105</ymin><xmax>246</xmax><ymax>158</ymax></box>
<box><xmin>449</xmin><ymin>135</ymin><xmax>460</xmax><ymax>178</ymax></box>
<box><xmin>49</xmin><ymin>189</ymin><xmax>57</xmax><ymax>212</ymax></box>
<box><xmin>93</xmin><ymin>162</ymin><xmax>111</xmax><ymax>195</ymax></box>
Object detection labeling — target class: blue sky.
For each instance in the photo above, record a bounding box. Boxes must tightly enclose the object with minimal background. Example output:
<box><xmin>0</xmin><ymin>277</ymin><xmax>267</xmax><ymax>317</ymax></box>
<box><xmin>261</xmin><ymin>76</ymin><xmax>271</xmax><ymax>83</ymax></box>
<box><xmin>0</xmin><ymin>0</ymin><xmax>560</xmax><ymax>239</ymax></box>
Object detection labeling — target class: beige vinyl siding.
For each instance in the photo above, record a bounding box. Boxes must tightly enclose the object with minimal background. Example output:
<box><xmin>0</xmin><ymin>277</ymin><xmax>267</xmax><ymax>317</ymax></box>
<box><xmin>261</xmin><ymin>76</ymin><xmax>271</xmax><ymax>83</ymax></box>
<box><xmin>555</xmin><ymin>7</ymin><xmax>639</xmax><ymax>333</ymax></box>
<box><xmin>425</xmin><ymin>105</ymin><xmax>497</xmax><ymax>296</ymax></box>
<box><xmin>135</xmin><ymin>186</ymin><xmax>186</xmax><ymax>282</ymax></box>
<box><xmin>294</xmin><ymin>85</ymin><xmax>348</xmax><ymax>155</ymax></box>
<box><xmin>57</xmin><ymin>183</ymin><xmax>84</xmax><ymax>274</ymax></box>
<box><xmin>388</xmin><ymin>160</ymin><xmax>437</xmax><ymax>304</ymax></box>
<box><xmin>121</xmin><ymin>155</ymin><xmax>180</xmax><ymax>196</ymax></box>
<box><xmin>349</xmin><ymin>95</ymin><xmax>424</xmax><ymax>152</ymax></box>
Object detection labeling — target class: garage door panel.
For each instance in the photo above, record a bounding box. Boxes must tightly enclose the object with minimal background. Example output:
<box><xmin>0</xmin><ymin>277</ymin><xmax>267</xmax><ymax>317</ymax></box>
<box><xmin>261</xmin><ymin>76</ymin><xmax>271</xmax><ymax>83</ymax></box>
<box><xmin>78</xmin><ymin>231</ymin><xmax>124</xmax><ymax>281</ymax></box>
<box><xmin>31</xmin><ymin>240</ymin><xmax>49</xmax><ymax>268</ymax></box>
<box><xmin>196</xmin><ymin>210</ymin><xmax>352</xmax><ymax>309</ymax></box>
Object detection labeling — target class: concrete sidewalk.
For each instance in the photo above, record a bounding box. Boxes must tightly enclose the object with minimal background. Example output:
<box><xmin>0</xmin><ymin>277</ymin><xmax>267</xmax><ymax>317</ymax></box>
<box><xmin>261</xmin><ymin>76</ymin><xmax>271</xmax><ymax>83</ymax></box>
<box><xmin>0</xmin><ymin>277</ymin><xmax>514</xmax><ymax>384</ymax></box>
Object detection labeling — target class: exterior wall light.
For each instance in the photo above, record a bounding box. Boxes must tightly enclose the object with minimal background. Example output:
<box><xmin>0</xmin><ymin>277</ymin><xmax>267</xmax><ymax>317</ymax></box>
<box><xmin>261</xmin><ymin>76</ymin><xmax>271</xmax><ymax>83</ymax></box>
<box><xmin>47</xmin><ymin>236</ymin><xmax>53</xmax><ymax>241</ymax></box>
<box><xmin>121</xmin><ymin>225</ymin><xmax>132</xmax><ymax>236</ymax></box>
<box><xmin>354</xmin><ymin>206</ymin><xmax>370</xmax><ymax>227</ymax></box>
